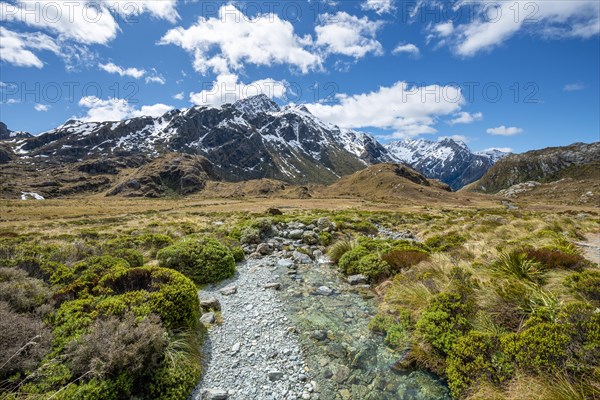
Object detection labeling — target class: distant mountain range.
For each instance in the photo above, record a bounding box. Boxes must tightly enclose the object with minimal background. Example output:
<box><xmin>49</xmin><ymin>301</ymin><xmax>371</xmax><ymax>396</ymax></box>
<box><xmin>1</xmin><ymin>95</ymin><xmax>512</xmax><ymax>197</ymax></box>
<box><xmin>385</xmin><ymin>138</ymin><xmax>508</xmax><ymax>190</ymax></box>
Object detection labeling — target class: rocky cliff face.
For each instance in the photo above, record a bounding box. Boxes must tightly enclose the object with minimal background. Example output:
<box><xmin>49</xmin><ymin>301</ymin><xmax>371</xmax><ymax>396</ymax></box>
<box><xmin>472</xmin><ymin>142</ymin><xmax>600</xmax><ymax>193</ymax></box>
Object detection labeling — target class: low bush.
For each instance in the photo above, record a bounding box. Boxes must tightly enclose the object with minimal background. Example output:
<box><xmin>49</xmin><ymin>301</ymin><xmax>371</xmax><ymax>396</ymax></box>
<box><xmin>0</xmin><ymin>302</ymin><xmax>52</xmax><ymax>386</ymax></box>
<box><xmin>239</xmin><ymin>227</ymin><xmax>260</xmax><ymax>245</ymax></box>
<box><xmin>425</xmin><ymin>234</ymin><xmax>466</xmax><ymax>252</ymax></box>
<box><xmin>524</xmin><ymin>247</ymin><xmax>588</xmax><ymax>271</ymax></box>
<box><xmin>416</xmin><ymin>292</ymin><xmax>472</xmax><ymax>355</ymax></box>
<box><xmin>382</xmin><ymin>249</ymin><xmax>429</xmax><ymax>272</ymax></box>
<box><xmin>318</xmin><ymin>232</ymin><xmax>332</xmax><ymax>246</ymax></box>
<box><xmin>337</xmin><ymin>245</ymin><xmax>369</xmax><ymax>275</ymax></box>
<box><xmin>0</xmin><ymin>268</ymin><xmax>51</xmax><ymax>312</ymax></box>
<box><xmin>356</xmin><ymin>254</ymin><xmax>390</xmax><ymax>280</ymax></box>
<box><xmin>109</xmin><ymin>249</ymin><xmax>144</xmax><ymax>268</ymax></box>
<box><xmin>68</xmin><ymin>314</ymin><xmax>167</xmax><ymax>381</ymax></box>
<box><xmin>157</xmin><ymin>237</ymin><xmax>235</xmax><ymax>285</ymax></box>
<box><xmin>565</xmin><ymin>270</ymin><xmax>600</xmax><ymax>302</ymax></box>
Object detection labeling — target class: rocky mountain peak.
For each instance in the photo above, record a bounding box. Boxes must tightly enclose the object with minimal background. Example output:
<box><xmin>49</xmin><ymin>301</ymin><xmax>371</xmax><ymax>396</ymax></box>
<box><xmin>232</xmin><ymin>94</ymin><xmax>280</xmax><ymax>117</ymax></box>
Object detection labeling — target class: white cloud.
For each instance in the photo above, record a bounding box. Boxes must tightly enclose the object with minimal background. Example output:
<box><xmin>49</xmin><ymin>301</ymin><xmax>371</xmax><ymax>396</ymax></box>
<box><xmin>34</xmin><ymin>103</ymin><xmax>50</xmax><ymax>111</ymax></box>
<box><xmin>173</xmin><ymin>92</ymin><xmax>184</xmax><ymax>100</ymax></box>
<box><xmin>0</xmin><ymin>27</ymin><xmax>59</xmax><ymax>68</ymax></box>
<box><xmin>78</xmin><ymin>96</ymin><xmax>173</xmax><ymax>122</ymax></box>
<box><xmin>189</xmin><ymin>73</ymin><xmax>287</xmax><ymax>106</ymax></box>
<box><xmin>392</xmin><ymin>43</ymin><xmax>420</xmax><ymax>58</ymax></box>
<box><xmin>306</xmin><ymin>81</ymin><xmax>463</xmax><ymax>138</ymax></box>
<box><xmin>362</xmin><ymin>0</ymin><xmax>395</xmax><ymax>15</ymax></box>
<box><xmin>434</xmin><ymin>21</ymin><xmax>454</xmax><ymax>37</ymax></box>
<box><xmin>563</xmin><ymin>82</ymin><xmax>585</xmax><ymax>92</ymax></box>
<box><xmin>99</xmin><ymin>62</ymin><xmax>146</xmax><ymax>79</ymax></box>
<box><xmin>316</xmin><ymin>12</ymin><xmax>383</xmax><ymax>59</ymax></box>
<box><xmin>1</xmin><ymin>0</ymin><xmax>178</xmax><ymax>70</ymax></box>
<box><xmin>425</xmin><ymin>1</ymin><xmax>599</xmax><ymax>56</ymax></box>
<box><xmin>146</xmin><ymin>75</ymin><xmax>166</xmax><ymax>85</ymax></box>
<box><xmin>486</xmin><ymin>125</ymin><xmax>523</xmax><ymax>136</ymax></box>
<box><xmin>448</xmin><ymin>111</ymin><xmax>483</xmax><ymax>125</ymax></box>
<box><xmin>159</xmin><ymin>4</ymin><xmax>321</xmax><ymax>76</ymax></box>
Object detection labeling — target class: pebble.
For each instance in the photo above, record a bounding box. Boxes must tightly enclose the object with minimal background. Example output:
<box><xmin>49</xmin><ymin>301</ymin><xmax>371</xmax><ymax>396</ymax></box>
<box><xmin>200</xmin><ymin>312</ymin><xmax>216</xmax><ymax>325</ymax></box>
<box><xmin>220</xmin><ymin>286</ymin><xmax>237</xmax><ymax>296</ymax></box>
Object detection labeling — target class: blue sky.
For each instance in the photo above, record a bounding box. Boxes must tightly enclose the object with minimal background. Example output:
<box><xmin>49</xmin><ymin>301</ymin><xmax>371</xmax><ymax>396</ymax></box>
<box><xmin>1</xmin><ymin>0</ymin><xmax>599</xmax><ymax>153</ymax></box>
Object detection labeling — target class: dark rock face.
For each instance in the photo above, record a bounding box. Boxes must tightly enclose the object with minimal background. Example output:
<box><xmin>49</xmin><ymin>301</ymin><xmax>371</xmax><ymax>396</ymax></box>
<box><xmin>8</xmin><ymin>95</ymin><xmax>390</xmax><ymax>185</ymax></box>
<box><xmin>386</xmin><ymin>138</ymin><xmax>508</xmax><ymax>190</ymax></box>
<box><xmin>106</xmin><ymin>153</ymin><xmax>217</xmax><ymax>197</ymax></box>
<box><xmin>474</xmin><ymin>142</ymin><xmax>600</xmax><ymax>193</ymax></box>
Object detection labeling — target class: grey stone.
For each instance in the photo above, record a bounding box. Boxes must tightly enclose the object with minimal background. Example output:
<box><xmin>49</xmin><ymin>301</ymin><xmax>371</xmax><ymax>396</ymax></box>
<box><xmin>264</xmin><ymin>282</ymin><xmax>281</xmax><ymax>290</ymax></box>
<box><xmin>293</xmin><ymin>251</ymin><xmax>312</xmax><ymax>264</ymax></box>
<box><xmin>268</xmin><ymin>370</ymin><xmax>284</xmax><ymax>381</ymax></box>
<box><xmin>203</xmin><ymin>388</ymin><xmax>228</xmax><ymax>399</ymax></box>
<box><xmin>220</xmin><ymin>286</ymin><xmax>237</xmax><ymax>296</ymax></box>
<box><xmin>289</xmin><ymin>229</ymin><xmax>304</xmax><ymax>240</ymax></box>
<box><xmin>347</xmin><ymin>274</ymin><xmax>369</xmax><ymax>285</ymax></box>
<box><xmin>200</xmin><ymin>297</ymin><xmax>221</xmax><ymax>311</ymax></box>
<box><xmin>302</xmin><ymin>231</ymin><xmax>319</xmax><ymax>245</ymax></box>
<box><xmin>310</xmin><ymin>330</ymin><xmax>328</xmax><ymax>341</ymax></box>
<box><xmin>231</xmin><ymin>342</ymin><xmax>241</xmax><ymax>354</ymax></box>
<box><xmin>256</xmin><ymin>243</ymin><xmax>272</xmax><ymax>255</ymax></box>
<box><xmin>278</xmin><ymin>259</ymin><xmax>294</xmax><ymax>268</ymax></box>
<box><xmin>317</xmin><ymin>217</ymin><xmax>335</xmax><ymax>230</ymax></box>
<box><xmin>314</xmin><ymin>286</ymin><xmax>334</xmax><ymax>296</ymax></box>
<box><xmin>200</xmin><ymin>312</ymin><xmax>215</xmax><ymax>325</ymax></box>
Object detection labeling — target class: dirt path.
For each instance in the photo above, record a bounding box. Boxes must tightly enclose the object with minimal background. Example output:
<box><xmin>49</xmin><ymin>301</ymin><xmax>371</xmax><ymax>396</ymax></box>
<box><xmin>576</xmin><ymin>232</ymin><xmax>600</xmax><ymax>265</ymax></box>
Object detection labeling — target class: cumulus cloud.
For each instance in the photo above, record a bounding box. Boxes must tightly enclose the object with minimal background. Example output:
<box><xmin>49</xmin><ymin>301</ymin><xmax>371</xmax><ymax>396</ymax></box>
<box><xmin>189</xmin><ymin>73</ymin><xmax>288</xmax><ymax>106</ymax></box>
<box><xmin>145</xmin><ymin>75</ymin><xmax>166</xmax><ymax>85</ymax></box>
<box><xmin>315</xmin><ymin>12</ymin><xmax>383</xmax><ymax>59</ymax></box>
<box><xmin>99</xmin><ymin>62</ymin><xmax>146</xmax><ymax>79</ymax></box>
<box><xmin>1</xmin><ymin>0</ymin><xmax>178</xmax><ymax>69</ymax></box>
<box><xmin>306</xmin><ymin>81</ymin><xmax>463</xmax><ymax>138</ymax></box>
<box><xmin>424</xmin><ymin>1</ymin><xmax>599</xmax><ymax>56</ymax></box>
<box><xmin>439</xmin><ymin>134</ymin><xmax>469</xmax><ymax>143</ymax></box>
<box><xmin>159</xmin><ymin>4</ymin><xmax>321</xmax><ymax>76</ymax></box>
<box><xmin>362</xmin><ymin>0</ymin><xmax>395</xmax><ymax>15</ymax></box>
<box><xmin>481</xmin><ymin>147</ymin><xmax>513</xmax><ymax>153</ymax></box>
<box><xmin>173</xmin><ymin>92</ymin><xmax>184</xmax><ymax>100</ymax></box>
<box><xmin>34</xmin><ymin>103</ymin><xmax>50</xmax><ymax>111</ymax></box>
<box><xmin>486</xmin><ymin>125</ymin><xmax>523</xmax><ymax>136</ymax></box>
<box><xmin>448</xmin><ymin>111</ymin><xmax>483</xmax><ymax>125</ymax></box>
<box><xmin>392</xmin><ymin>43</ymin><xmax>420</xmax><ymax>58</ymax></box>
<box><xmin>78</xmin><ymin>96</ymin><xmax>173</xmax><ymax>122</ymax></box>
<box><xmin>563</xmin><ymin>82</ymin><xmax>585</xmax><ymax>92</ymax></box>
<box><xmin>0</xmin><ymin>27</ymin><xmax>59</xmax><ymax>68</ymax></box>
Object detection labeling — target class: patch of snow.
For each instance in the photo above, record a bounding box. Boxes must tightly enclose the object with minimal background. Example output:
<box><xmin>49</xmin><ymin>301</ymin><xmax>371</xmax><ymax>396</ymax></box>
<box><xmin>21</xmin><ymin>192</ymin><xmax>45</xmax><ymax>200</ymax></box>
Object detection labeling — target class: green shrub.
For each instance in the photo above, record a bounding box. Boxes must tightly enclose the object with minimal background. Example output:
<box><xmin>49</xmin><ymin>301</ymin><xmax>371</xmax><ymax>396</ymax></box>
<box><xmin>338</xmin><ymin>245</ymin><xmax>369</xmax><ymax>275</ymax></box>
<box><xmin>239</xmin><ymin>227</ymin><xmax>260</xmax><ymax>245</ymax></box>
<box><xmin>157</xmin><ymin>238</ymin><xmax>235</xmax><ymax>285</ymax></box>
<box><xmin>318</xmin><ymin>232</ymin><xmax>332</xmax><ymax>246</ymax></box>
<box><xmin>356</xmin><ymin>254</ymin><xmax>390</xmax><ymax>280</ymax></box>
<box><xmin>425</xmin><ymin>234</ymin><xmax>466</xmax><ymax>252</ymax></box>
<box><xmin>416</xmin><ymin>292</ymin><xmax>472</xmax><ymax>355</ymax></box>
<box><xmin>110</xmin><ymin>249</ymin><xmax>144</xmax><ymax>268</ymax></box>
<box><xmin>0</xmin><ymin>268</ymin><xmax>51</xmax><ymax>312</ymax></box>
<box><xmin>446</xmin><ymin>332</ymin><xmax>512</xmax><ymax>398</ymax></box>
<box><xmin>385</xmin><ymin>323</ymin><xmax>410</xmax><ymax>350</ymax></box>
<box><xmin>566</xmin><ymin>270</ymin><xmax>600</xmax><ymax>302</ymax></box>
<box><xmin>148</xmin><ymin>358</ymin><xmax>202</xmax><ymax>400</ymax></box>
<box><xmin>507</xmin><ymin>322</ymin><xmax>571</xmax><ymax>372</ymax></box>
<box><xmin>230</xmin><ymin>246</ymin><xmax>245</xmax><ymax>262</ymax></box>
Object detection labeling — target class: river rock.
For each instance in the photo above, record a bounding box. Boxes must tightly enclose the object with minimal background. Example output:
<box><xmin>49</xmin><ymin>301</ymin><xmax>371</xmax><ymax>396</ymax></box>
<box><xmin>278</xmin><ymin>259</ymin><xmax>294</xmax><ymax>268</ymax></box>
<box><xmin>314</xmin><ymin>286</ymin><xmax>334</xmax><ymax>296</ymax></box>
<box><xmin>202</xmin><ymin>388</ymin><xmax>228</xmax><ymax>399</ymax></box>
<box><xmin>220</xmin><ymin>286</ymin><xmax>237</xmax><ymax>296</ymax></box>
<box><xmin>200</xmin><ymin>312</ymin><xmax>215</xmax><ymax>325</ymax></box>
<box><xmin>200</xmin><ymin>297</ymin><xmax>221</xmax><ymax>311</ymax></box>
<box><xmin>256</xmin><ymin>243</ymin><xmax>272</xmax><ymax>255</ymax></box>
<box><xmin>267</xmin><ymin>370</ymin><xmax>284</xmax><ymax>381</ymax></box>
<box><xmin>264</xmin><ymin>282</ymin><xmax>281</xmax><ymax>290</ymax></box>
<box><xmin>317</xmin><ymin>217</ymin><xmax>335</xmax><ymax>231</ymax></box>
<box><xmin>289</xmin><ymin>229</ymin><xmax>304</xmax><ymax>240</ymax></box>
<box><xmin>347</xmin><ymin>274</ymin><xmax>368</xmax><ymax>285</ymax></box>
<box><xmin>293</xmin><ymin>251</ymin><xmax>312</xmax><ymax>264</ymax></box>
<box><xmin>302</xmin><ymin>231</ymin><xmax>319</xmax><ymax>245</ymax></box>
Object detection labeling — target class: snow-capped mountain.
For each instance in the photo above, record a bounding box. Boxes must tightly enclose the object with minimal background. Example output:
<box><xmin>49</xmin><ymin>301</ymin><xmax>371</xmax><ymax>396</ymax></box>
<box><xmin>9</xmin><ymin>95</ymin><xmax>389</xmax><ymax>184</ymax></box>
<box><xmin>386</xmin><ymin>138</ymin><xmax>510</xmax><ymax>190</ymax></box>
